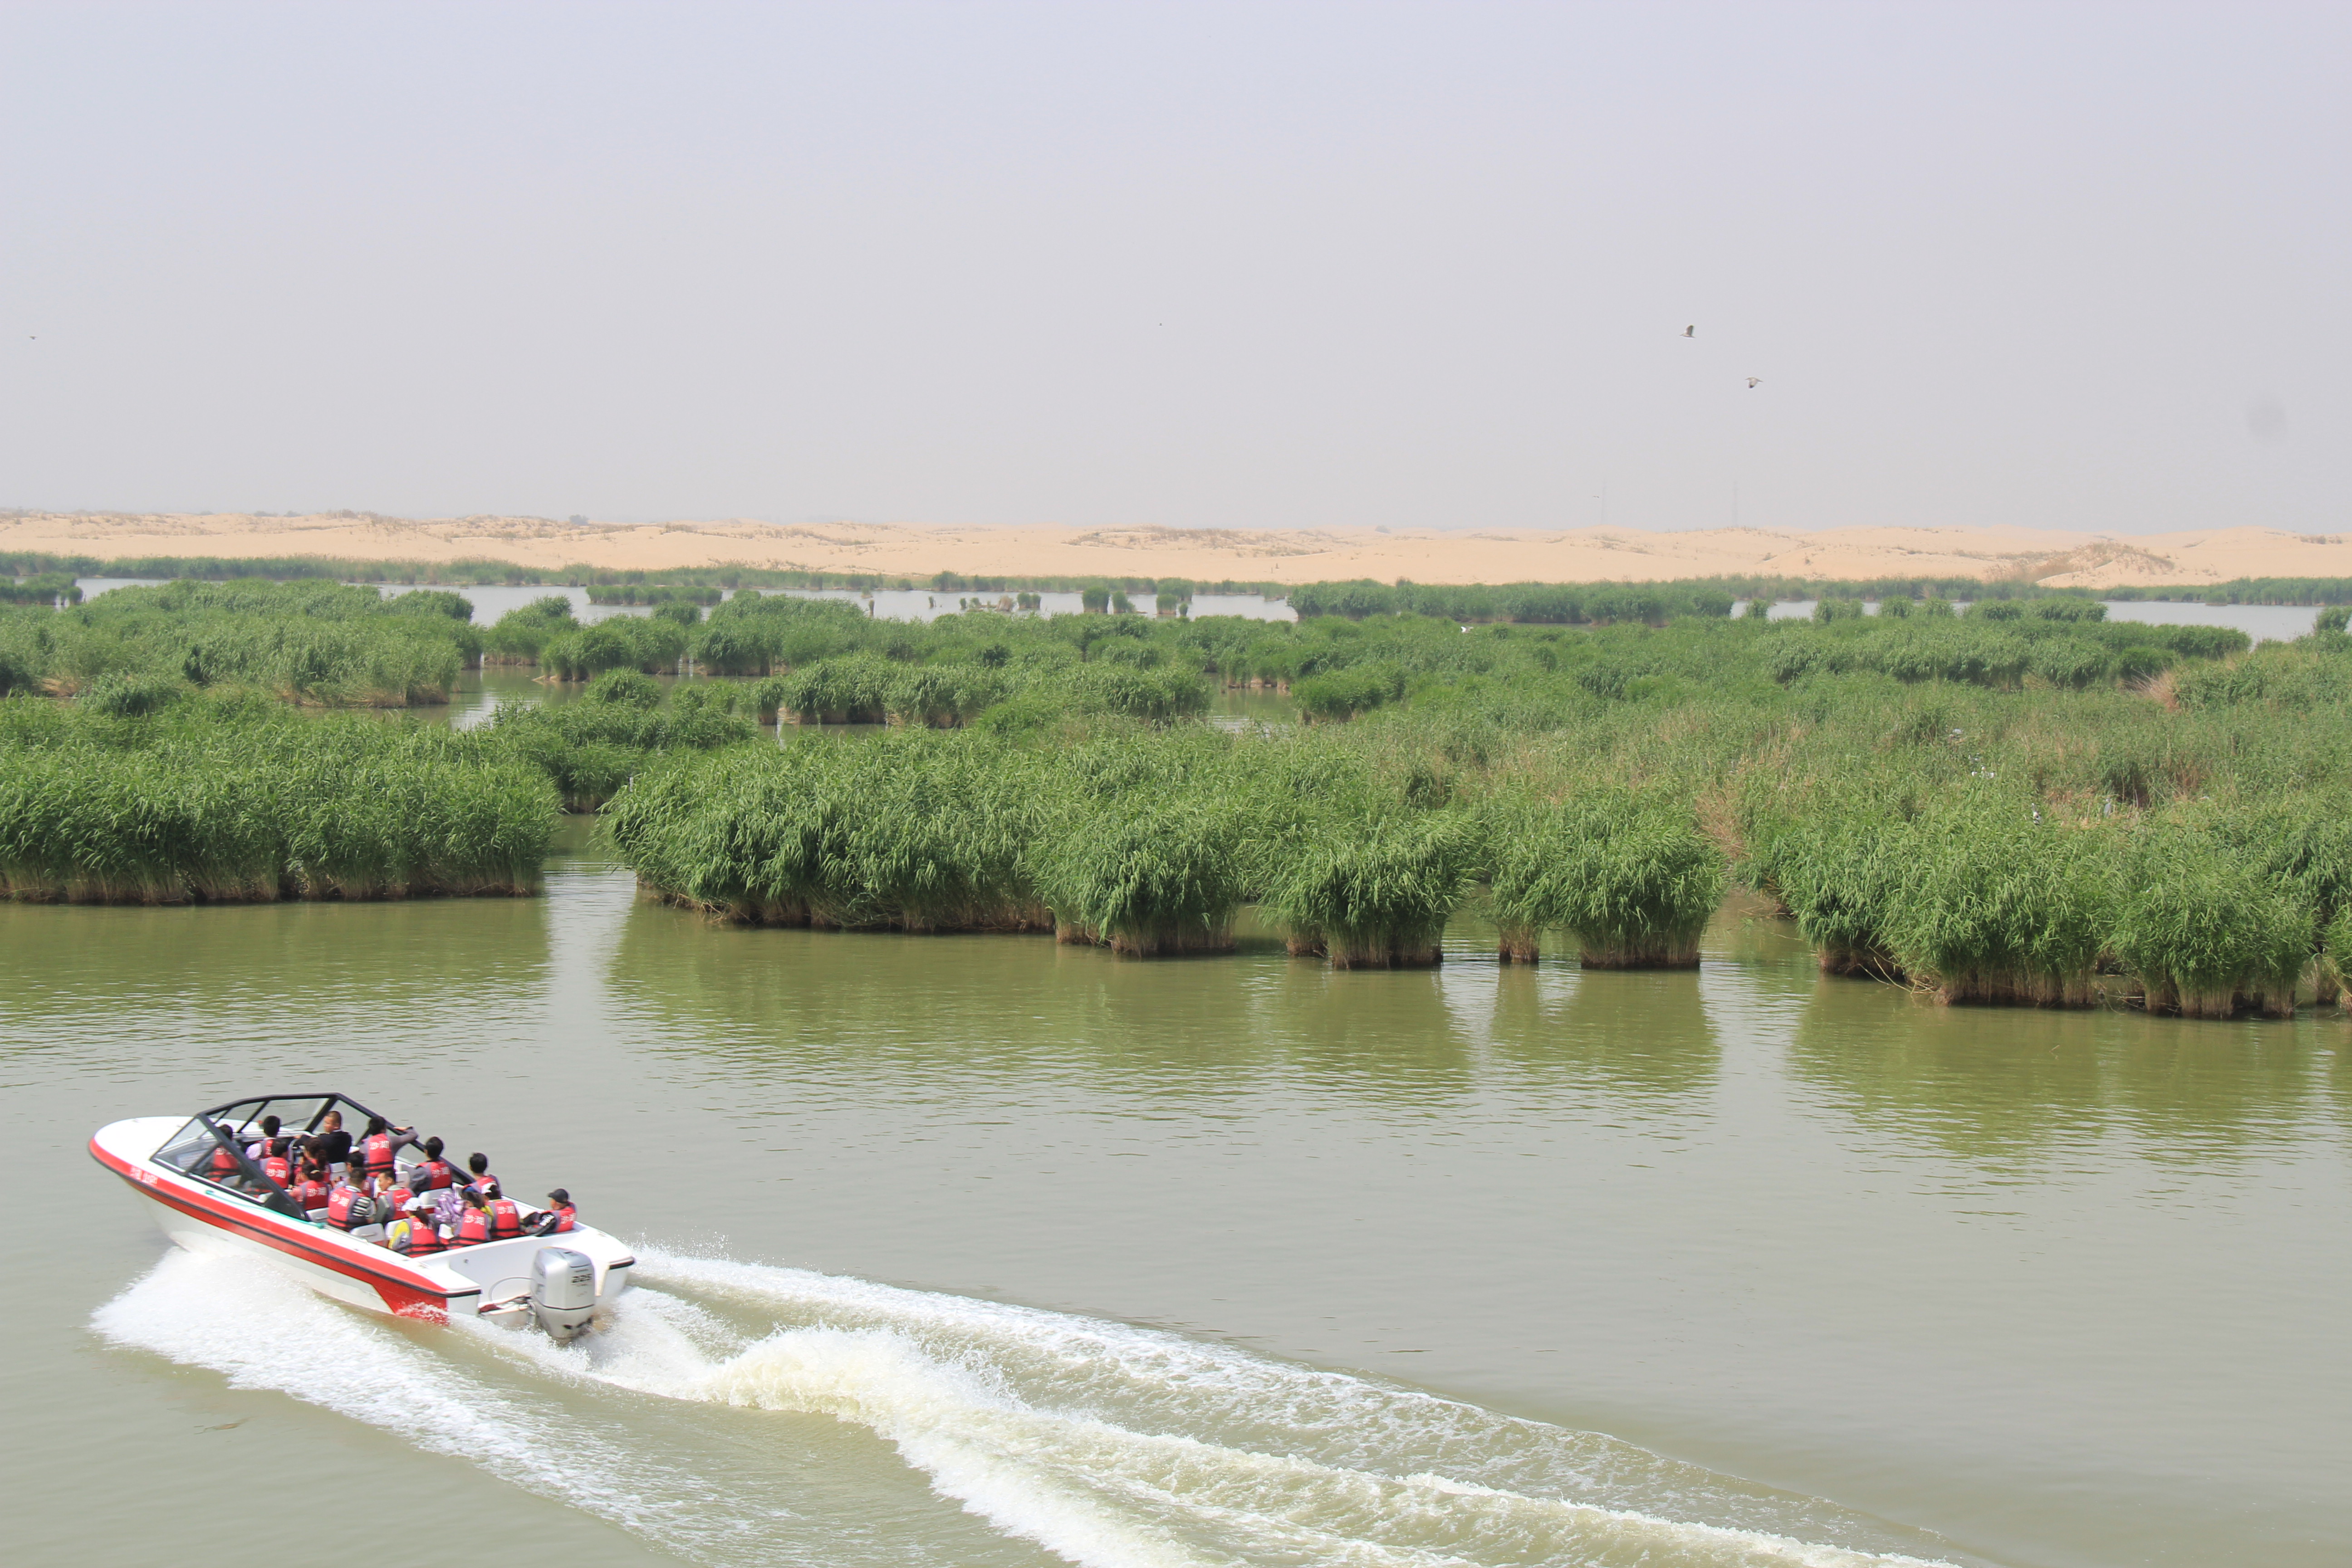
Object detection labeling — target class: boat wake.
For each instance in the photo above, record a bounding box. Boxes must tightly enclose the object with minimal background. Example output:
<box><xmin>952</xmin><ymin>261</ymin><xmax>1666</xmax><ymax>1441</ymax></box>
<box><xmin>96</xmin><ymin>1246</ymin><xmax>1968</xmax><ymax>1568</ymax></box>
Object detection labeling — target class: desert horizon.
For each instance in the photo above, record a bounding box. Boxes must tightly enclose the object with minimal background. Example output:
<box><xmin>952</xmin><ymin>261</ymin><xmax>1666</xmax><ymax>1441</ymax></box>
<box><xmin>5</xmin><ymin>508</ymin><xmax>2345</xmax><ymax>588</ymax></box>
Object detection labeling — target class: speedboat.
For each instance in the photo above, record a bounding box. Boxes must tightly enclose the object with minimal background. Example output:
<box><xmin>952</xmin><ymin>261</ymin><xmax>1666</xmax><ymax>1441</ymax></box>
<box><xmin>91</xmin><ymin>1092</ymin><xmax>632</xmax><ymax>1339</ymax></box>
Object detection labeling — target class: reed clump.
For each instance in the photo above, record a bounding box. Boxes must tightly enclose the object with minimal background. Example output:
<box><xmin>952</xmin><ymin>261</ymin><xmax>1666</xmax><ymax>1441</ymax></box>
<box><xmin>2110</xmin><ymin>828</ymin><xmax>2311</xmax><ymax>1017</ymax></box>
<box><xmin>1261</xmin><ymin>814</ymin><xmax>1473</xmax><ymax>968</ymax></box>
<box><xmin>1035</xmin><ymin>795</ymin><xmax>1249</xmax><ymax>955</ymax></box>
<box><xmin>1490</xmin><ymin>792</ymin><xmax>1725</xmax><ymax>967</ymax></box>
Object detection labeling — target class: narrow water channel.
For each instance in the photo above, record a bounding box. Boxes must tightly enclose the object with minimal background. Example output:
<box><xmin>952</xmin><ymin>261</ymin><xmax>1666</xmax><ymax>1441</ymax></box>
<box><xmin>8</xmin><ymin>829</ymin><xmax>2347</xmax><ymax>1567</ymax></box>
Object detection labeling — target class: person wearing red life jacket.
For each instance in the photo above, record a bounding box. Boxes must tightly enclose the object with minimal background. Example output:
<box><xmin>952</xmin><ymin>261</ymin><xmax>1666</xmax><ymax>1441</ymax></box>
<box><xmin>463</xmin><ymin>1152</ymin><xmax>499</xmax><ymax>1197</ymax></box>
<box><xmin>259</xmin><ymin>1139</ymin><xmax>293</xmax><ymax>1189</ymax></box>
<box><xmin>389</xmin><ymin>1197</ymin><xmax>445</xmax><ymax>1256</ymax></box>
<box><xmin>358</xmin><ymin>1115</ymin><xmax>417</xmax><ymax>1182</ymax></box>
<box><xmin>326</xmin><ymin>1180</ymin><xmax>378</xmax><ymax>1232</ymax></box>
<box><xmin>412</xmin><ymin>1136</ymin><xmax>458</xmax><ymax>1191</ymax></box>
<box><xmin>484</xmin><ymin>1184</ymin><xmax>524</xmax><ymax>1240</ymax></box>
<box><xmin>544</xmin><ymin>1188</ymin><xmax>577</xmax><ymax>1233</ymax></box>
<box><xmin>206</xmin><ymin>1140</ymin><xmax>242</xmax><ymax>1179</ymax></box>
<box><xmin>453</xmin><ymin>1189</ymin><xmax>494</xmax><ymax>1246</ymax></box>
<box><xmin>290</xmin><ymin>1161</ymin><xmax>331</xmax><ymax>1216</ymax></box>
<box><xmin>376</xmin><ymin>1175</ymin><xmax>416</xmax><ymax>1226</ymax></box>
<box><xmin>243</xmin><ymin>1114</ymin><xmax>282</xmax><ymax>1163</ymax></box>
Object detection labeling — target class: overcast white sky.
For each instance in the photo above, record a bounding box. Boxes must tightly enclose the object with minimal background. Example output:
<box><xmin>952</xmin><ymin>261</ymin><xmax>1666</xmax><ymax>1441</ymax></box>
<box><xmin>0</xmin><ymin>2</ymin><xmax>2342</xmax><ymax>536</ymax></box>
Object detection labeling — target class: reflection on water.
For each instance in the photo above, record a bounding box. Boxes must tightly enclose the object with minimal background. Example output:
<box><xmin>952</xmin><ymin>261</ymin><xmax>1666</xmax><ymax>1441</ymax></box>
<box><xmin>1787</xmin><ymin>977</ymin><xmax>2327</xmax><ymax>1171</ymax></box>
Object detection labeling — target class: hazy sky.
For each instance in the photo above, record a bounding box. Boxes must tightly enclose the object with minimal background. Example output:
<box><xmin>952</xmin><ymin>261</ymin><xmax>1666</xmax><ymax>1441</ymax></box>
<box><xmin>1</xmin><ymin>2</ymin><xmax>2343</xmax><ymax>536</ymax></box>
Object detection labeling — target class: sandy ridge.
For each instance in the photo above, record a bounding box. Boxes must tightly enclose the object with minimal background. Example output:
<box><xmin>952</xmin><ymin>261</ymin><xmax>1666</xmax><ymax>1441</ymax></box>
<box><xmin>2</xmin><ymin>510</ymin><xmax>2343</xmax><ymax>588</ymax></box>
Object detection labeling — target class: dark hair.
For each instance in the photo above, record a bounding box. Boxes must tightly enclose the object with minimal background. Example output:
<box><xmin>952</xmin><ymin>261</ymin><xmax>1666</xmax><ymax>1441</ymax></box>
<box><xmin>547</xmin><ymin>1188</ymin><xmax>570</xmax><ymax>1205</ymax></box>
<box><xmin>482</xmin><ymin>1181</ymin><xmax>501</xmax><ymax>1200</ymax></box>
<box><xmin>260</xmin><ymin>1115</ymin><xmax>280</xmax><ymax>1135</ymax></box>
<box><xmin>465</xmin><ymin>1187</ymin><xmax>488</xmax><ymax>1207</ymax></box>
<box><xmin>265</xmin><ymin>1137</ymin><xmax>285</xmax><ymax>1159</ymax></box>
<box><xmin>468</xmin><ymin>1152</ymin><xmax>489</xmax><ymax>1176</ymax></box>
<box><xmin>423</xmin><ymin>1136</ymin><xmax>444</xmax><ymax>1158</ymax></box>
<box><xmin>366</xmin><ymin>1115</ymin><xmax>388</xmax><ymax>1136</ymax></box>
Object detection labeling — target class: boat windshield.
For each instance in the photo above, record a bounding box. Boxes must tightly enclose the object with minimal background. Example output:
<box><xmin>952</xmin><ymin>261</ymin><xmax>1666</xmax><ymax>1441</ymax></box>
<box><xmin>146</xmin><ymin>1093</ymin><xmax>405</xmax><ymax>1225</ymax></box>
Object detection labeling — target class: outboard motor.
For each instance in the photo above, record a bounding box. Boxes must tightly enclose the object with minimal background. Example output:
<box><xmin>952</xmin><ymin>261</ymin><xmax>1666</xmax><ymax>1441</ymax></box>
<box><xmin>529</xmin><ymin>1247</ymin><xmax>598</xmax><ymax>1340</ymax></box>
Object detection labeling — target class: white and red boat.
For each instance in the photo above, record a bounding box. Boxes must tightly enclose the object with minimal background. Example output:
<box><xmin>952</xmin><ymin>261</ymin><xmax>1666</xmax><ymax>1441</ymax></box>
<box><xmin>92</xmin><ymin>1092</ymin><xmax>632</xmax><ymax>1338</ymax></box>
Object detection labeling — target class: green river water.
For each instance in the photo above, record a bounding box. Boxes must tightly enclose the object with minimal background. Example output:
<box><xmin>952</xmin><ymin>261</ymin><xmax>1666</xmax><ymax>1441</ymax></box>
<box><xmin>6</xmin><ymin>811</ymin><xmax>2349</xmax><ymax>1567</ymax></box>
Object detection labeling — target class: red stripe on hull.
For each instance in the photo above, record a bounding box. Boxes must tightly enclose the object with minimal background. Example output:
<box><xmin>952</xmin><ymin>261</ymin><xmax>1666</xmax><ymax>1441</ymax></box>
<box><xmin>89</xmin><ymin>1139</ymin><xmax>457</xmax><ymax>1321</ymax></box>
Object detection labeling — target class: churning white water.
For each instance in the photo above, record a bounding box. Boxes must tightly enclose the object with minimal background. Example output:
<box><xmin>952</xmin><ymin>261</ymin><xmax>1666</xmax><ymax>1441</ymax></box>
<box><xmin>94</xmin><ymin>1245</ymin><xmax>1965</xmax><ymax>1568</ymax></box>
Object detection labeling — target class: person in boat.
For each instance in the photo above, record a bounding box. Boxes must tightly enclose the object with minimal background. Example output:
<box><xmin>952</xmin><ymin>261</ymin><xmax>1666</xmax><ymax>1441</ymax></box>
<box><xmin>374</xmin><ymin>1169</ymin><xmax>416</xmax><ymax>1228</ymax></box>
<box><xmin>483</xmin><ymin>1183</ymin><xmax>524</xmax><ymax>1240</ymax></box>
<box><xmin>411</xmin><ymin>1137</ymin><xmax>459</xmax><ymax>1192</ymax></box>
<box><xmin>290</xmin><ymin>1157</ymin><xmax>332</xmax><ymax>1217</ymax></box>
<box><xmin>244</xmin><ymin>1114</ymin><xmax>282</xmax><ymax>1161</ymax></box>
<box><xmin>358</xmin><ymin>1115</ymin><xmax>419</xmax><ymax>1185</ymax></box>
<box><xmin>453</xmin><ymin>1187</ymin><xmax>495</xmax><ymax>1247</ymax></box>
<box><xmin>543</xmin><ymin>1189</ymin><xmax>577</xmax><ymax>1233</ymax></box>
<box><xmin>387</xmin><ymin>1196</ymin><xmax>445</xmax><ymax>1256</ymax></box>
<box><xmin>257</xmin><ymin>1138</ymin><xmax>294</xmax><ymax>1190</ymax></box>
<box><xmin>304</xmin><ymin>1111</ymin><xmax>353</xmax><ymax>1181</ymax></box>
<box><xmin>464</xmin><ymin>1152</ymin><xmax>499</xmax><ymax>1196</ymax></box>
<box><xmin>325</xmin><ymin>1174</ymin><xmax>380</xmax><ymax>1233</ymax></box>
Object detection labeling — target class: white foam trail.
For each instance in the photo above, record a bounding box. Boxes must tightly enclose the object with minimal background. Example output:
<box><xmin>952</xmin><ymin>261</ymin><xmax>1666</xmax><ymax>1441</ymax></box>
<box><xmin>97</xmin><ymin>1245</ymin><xmax>1968</xmax><ymax>1568</ymax></box>
<box><xmin>91</xmin><ymin>1250</ymin><xmax>786</xmax><ymax>1563</ymax></box>
<box><xmin>495</xmin><ymin>1250</ymin><xmax>1964</xmax><ymax>1568</ymax></box>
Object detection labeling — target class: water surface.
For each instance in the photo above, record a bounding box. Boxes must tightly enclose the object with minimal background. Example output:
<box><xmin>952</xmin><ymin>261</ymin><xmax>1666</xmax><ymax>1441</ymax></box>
<box><xmin>5</xmin><ymin>844</ymin><xmax>2346</xmax><ymax>1567</ymax></box>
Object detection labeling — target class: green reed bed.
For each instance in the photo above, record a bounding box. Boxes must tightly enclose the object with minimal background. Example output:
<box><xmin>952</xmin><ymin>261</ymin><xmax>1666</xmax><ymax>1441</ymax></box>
<box><xmin>0</xmin><ymin>696</ymin><xmax>556</xmax><ymax>902</ymax></box>
<box><xmin>0</xmin><ymin>579</ymin><xmax>480</xmax><ymax>706</ymax></box>
<box><xmin>1260</xmin><ymin>814</ymin><xmax>1475</xmax><ymax>968</ymax></box>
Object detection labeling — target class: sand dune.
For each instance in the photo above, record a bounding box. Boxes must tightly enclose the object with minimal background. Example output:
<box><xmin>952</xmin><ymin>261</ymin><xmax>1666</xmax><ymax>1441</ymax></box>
<box><xmin>3</xmin><ymin>510</ymin><xmax>2342</xmax><ymax>588</ymax></box>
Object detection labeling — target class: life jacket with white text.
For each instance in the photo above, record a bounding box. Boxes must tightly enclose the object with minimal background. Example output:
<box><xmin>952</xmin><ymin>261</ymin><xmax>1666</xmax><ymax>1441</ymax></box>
<box><xmin>549</xmin><ymin>1203</ymin><xmax>577</xmax><ymax>1233</ymax></box>
<box><xmin>362</xmin><ymin>1132</ymin><xmax>396</xmax><ymax>1178</ymax></box>
<box><xmin>455</xmin><ymin>1206</ymin><xmax>493</xmax><ymax>1245</ymax></box>
<box><xmin>488</xmin><ymin>1197</ymin><xmax>524</xmax><ymax>1239</ymax></box>
<box><xmin>261</xmin><ymin>1155</ymin><xmax>293</xmax><ymax>1186</ymax></box>
<box><xmin>326</xmin><ymin>1186</ymin><xmax>372</xmax><ymax>1230</ymax></box>
<box><xmin>415</xmin><ymin>1158</ymin><xmax>456</xmax><ymax>1191</ymax></box>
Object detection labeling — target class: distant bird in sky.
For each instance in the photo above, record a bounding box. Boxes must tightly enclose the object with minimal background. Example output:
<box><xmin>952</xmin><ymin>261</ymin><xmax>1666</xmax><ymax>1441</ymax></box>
<box><xmin>1681</xmin><ymin>325</ymin><xmax>1695</xmax><ymax>337</ymax></box>
<box><xmin>1747</xmin><ymin>377</ymin><xmax>1761</xmax><ymax>388</ymax></box>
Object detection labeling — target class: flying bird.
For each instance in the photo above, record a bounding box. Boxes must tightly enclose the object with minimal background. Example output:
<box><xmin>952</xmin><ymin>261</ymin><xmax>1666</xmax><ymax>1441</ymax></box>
<box><xmin>1746</xmin><ymin>377</ymin><xmax>1761</xmax><ymax>388</ymax></box>
<box><xmin>1681</xmin><ymin>325</ymin><xmax>1695</xmax><ymax>338</ymax></box>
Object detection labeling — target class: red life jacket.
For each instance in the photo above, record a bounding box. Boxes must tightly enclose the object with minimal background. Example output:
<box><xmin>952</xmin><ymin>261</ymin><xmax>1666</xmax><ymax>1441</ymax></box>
<box><xmin>415</xmin><ymin>1159</ymin><xmax>456</xmax><ymax>1191</ymax></box>
<box><xmin>549</xmin><ymin>1203</ymin><xmax>577</xmax><ymax>1233</ymax></box>
<box><xmin>455</xmin><ymin>1206</ymin><xmax>493</xmax><ymax>1245</ymax></box>
<box><xmin>207</xmin><ymin>1144</ymin><xmax>240</xmax><ymax>1178</ymax></box>
<box><xmin>292</xmin><ymin>1177</ymin><xmax>328</xmax><ymax>1213</ymax></box>
<box><xmin>362</xmin><ymin>1132</ymin><xmax>396</xmax><ymax>1177</ymax></box>
<box><xmin>395</xmin><ymin>1219</ymin><xmax>444</xmax><ymax>1256</ymax></box>
<box><xmin>260</xmin><ymin>1155</ymin><xmax>292</xmax><ymax>1186</ymax></box>
<box><xmin>380</xmin><ymin>1185</ymin><xmax>415</xmax><ymax>1219</ymax></box>
<box><xmin>466</xmin><ymin>1172</ymin><xmax>500</xmax><ymax>1199</ymax></box>
<box><xmin>488</xmin><ymin>1198</ymin><xmax>523</xmax><ymax>1239</ymax></box>
<box><xmin>326</xmin><ymin>1186</ymin><xmax>371</xmax><ymax>1230</ymax></box>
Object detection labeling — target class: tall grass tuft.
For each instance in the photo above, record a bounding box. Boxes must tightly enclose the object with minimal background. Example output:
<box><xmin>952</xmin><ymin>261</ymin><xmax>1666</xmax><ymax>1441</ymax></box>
<box><xmin>1490</xmin><ymin>793</ymin><xmax>1725</xmax><ymax>967</ymax></box>
<box><xmin>2111</xmin><ymin>829</ymin><xmax>2311</xmax><ymax>1017</ymax></box>
<box><xmin>1262</xmin><ymin>814</ymin><xmax>1473</xmax><ymax>968</ymax></box>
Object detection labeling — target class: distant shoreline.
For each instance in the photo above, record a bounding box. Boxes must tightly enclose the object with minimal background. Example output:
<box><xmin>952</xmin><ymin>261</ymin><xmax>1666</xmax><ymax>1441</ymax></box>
<box><xmin>5</xmin><ymin>509</ymin><xmax>2347</xmax><ymax>598</ymax></box>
